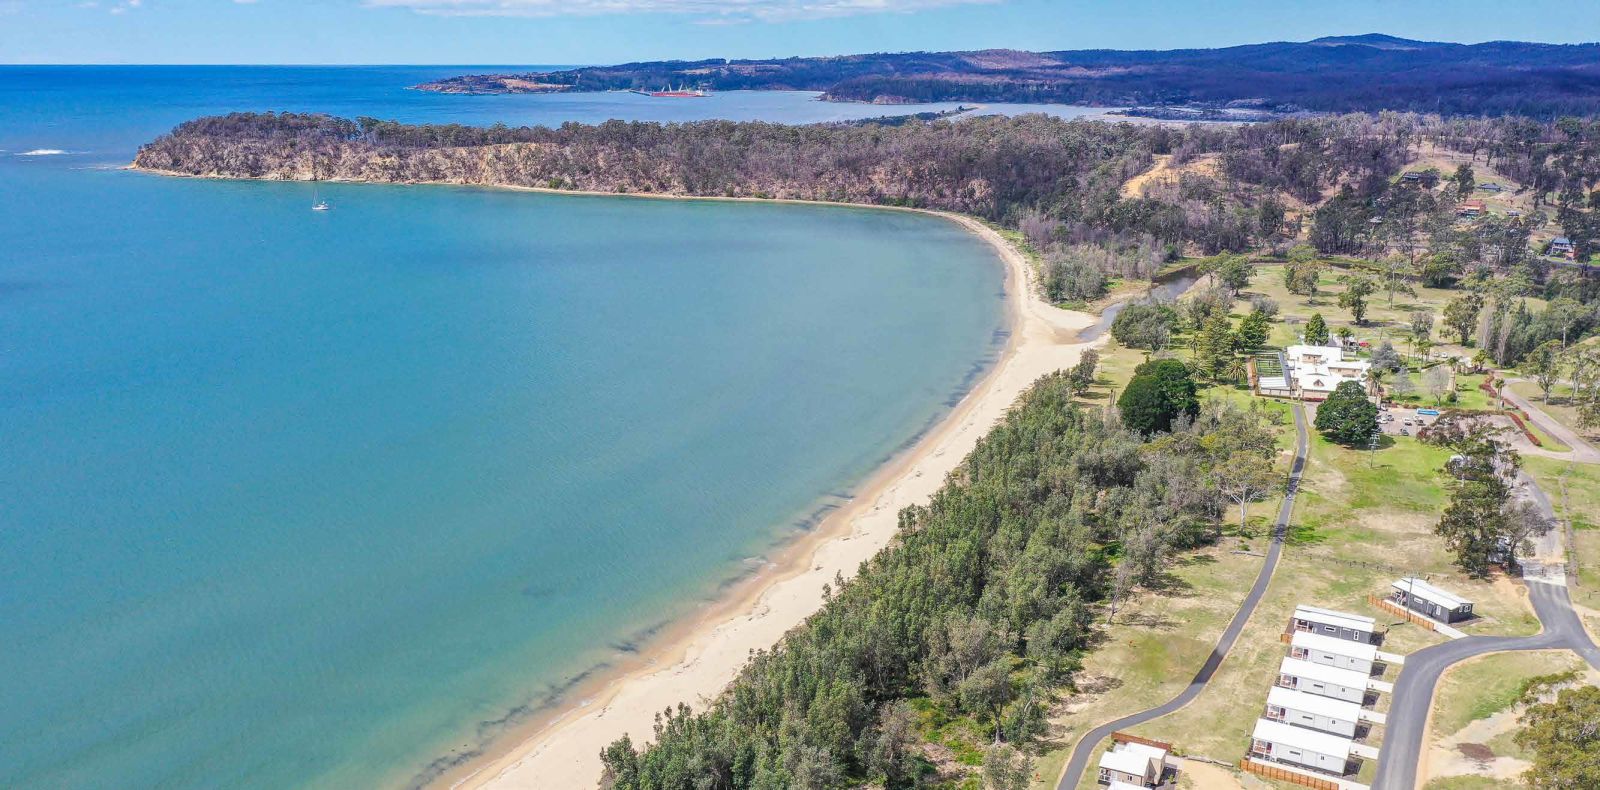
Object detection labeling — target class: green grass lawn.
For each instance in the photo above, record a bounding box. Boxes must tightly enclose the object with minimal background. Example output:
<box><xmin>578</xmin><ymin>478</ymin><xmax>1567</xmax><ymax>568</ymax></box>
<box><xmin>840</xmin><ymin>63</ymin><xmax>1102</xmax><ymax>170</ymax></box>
<box><xmin>1509</xmin><ymin>380</ymin><xmax>1592</xmax><ymax>446</ymax></box>
<box><xmin>1451</xmin><ymin>373</ymin><xmax>1495</xmax><ymax>411</ymax></box>
<box><xmin>1038</xmin><ymin>270</ymin><xmax>1547</xmax><ymax>789</ymax></box>
<box><xmin>1522</xmin><ymin>457</ymin><xmax>1600</xmax><ymax>607</ymax></box>
<box><xmin>1249</xmin><ymin>262</ymin><xmax>1490</xmax><ymax>351</ymax></box>
<box><xmin>1431</xmin><ymin>650</ymin><xmax>1582</xmax><ymax>737</ymax></box>
<box><xmin>1423</xmin><ymin>777</ymin><xmax>1512</xmax><ymax>790</ymax></box>
<box><xmin>1123</xmin><ymin>433</ymin><xmax>1537</xmax><ymax>757</ymax></box>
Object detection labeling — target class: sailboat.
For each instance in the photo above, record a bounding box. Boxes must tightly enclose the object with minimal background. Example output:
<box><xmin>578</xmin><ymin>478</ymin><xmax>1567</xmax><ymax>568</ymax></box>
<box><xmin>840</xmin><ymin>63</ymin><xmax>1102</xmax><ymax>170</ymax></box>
<box><xmin>311</xmin><ymin>181</ymin><xmax>331</xmax><ymax>212</ymax></box>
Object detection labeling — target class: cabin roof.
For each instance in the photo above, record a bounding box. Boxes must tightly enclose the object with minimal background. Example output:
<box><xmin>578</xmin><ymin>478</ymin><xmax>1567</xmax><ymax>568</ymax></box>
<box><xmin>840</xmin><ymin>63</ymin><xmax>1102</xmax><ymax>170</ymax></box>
<box><xmin>1293</xmin><ymin>604</ymin><xmax>1375</xmax><ymax>632</ymax></box>
<box><xmin>1268</xmin><ymin>685</ymin><xmax>1362</xmax><ymax>721</ymax></box>
<box><xmin>1280</xmin><ymin>656</ymin><xmax>1372</xmax><ymax>689</ymax></box>
<box><xmin>1291</xmin><ymin>630</ymin><xmax>1378</xmax><ymax>661</ymax></box>
<box><xmin>1393</xmin><ymin>577</ymin><xmax>1472</xmax><ymax>609</ymax></box>
<box><xmin>1252</xmin><ymin>718</ymin><xmax>1354</xmax><ymax>758</ymax></box>
<box><xmin>1098</xmin><ymin>742</ymin><xmax>1163</xmax><ymax>775</ymax></box>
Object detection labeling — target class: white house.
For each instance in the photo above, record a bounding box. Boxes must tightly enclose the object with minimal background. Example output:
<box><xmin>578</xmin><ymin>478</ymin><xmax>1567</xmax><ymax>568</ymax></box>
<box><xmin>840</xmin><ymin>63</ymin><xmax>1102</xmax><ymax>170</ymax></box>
<box><xmin>1283</xmin><ymin>345</ymin><xmax>1371</xmax><ymax>400</ymax></box>
<box><xmin>1290</xmin><ymin>604</ymin><xmax>1378</xmax><ymax>645</ymax></box>
<box><xmin>1290</xmin><ymin>630</ymin><xmax>1378</xmax><ymax>675</ymax></box>
<box><xmin>1250</xmin><ymin>718</ymin><xmax>1356</xmax><ymax>775</ymax></box>
<box><xmin>1390</xmin><ymin>578</ymin><xmax>1475</xmax><ymax>624</ymax></box>
<box><xmin>1096</xmin><ymin>740</ymin><xmax>1167</xmax><ymax>787</ymax></box>
<box><xmin>1277</xmin><ymin>656</ymin><xmax>1372</xmax><ymax>704</ymax></box>
<box><xmin>1265</xmin><ymin>686</ymin><xmax>1361</xmax><ymax>738</ymax></box>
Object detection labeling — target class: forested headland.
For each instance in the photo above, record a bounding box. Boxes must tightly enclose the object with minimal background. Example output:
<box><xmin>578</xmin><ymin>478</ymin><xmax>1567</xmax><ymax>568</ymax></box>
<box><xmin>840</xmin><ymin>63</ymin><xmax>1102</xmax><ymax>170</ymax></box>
<box><xmin>136</xmin><ymin>109</ymin><xmax>1600</xmax><ymax>325</ymax></box>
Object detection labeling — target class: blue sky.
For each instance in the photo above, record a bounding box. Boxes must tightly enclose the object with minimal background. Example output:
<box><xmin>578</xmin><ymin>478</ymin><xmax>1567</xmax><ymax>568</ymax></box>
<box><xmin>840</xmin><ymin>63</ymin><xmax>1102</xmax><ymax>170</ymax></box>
<box><xmin>1</xmin><ymin>0</ymin><xmax>1596</xmax><ymax>64</ymax></box>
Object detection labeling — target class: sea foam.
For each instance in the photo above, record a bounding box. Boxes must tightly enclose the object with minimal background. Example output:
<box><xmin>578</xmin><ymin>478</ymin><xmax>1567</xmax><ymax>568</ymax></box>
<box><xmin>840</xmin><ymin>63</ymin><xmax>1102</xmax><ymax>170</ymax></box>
<box><xmin>20</xmin><ymin>149</ymin><xmax>69</xmax><ymax>156</ymax></box>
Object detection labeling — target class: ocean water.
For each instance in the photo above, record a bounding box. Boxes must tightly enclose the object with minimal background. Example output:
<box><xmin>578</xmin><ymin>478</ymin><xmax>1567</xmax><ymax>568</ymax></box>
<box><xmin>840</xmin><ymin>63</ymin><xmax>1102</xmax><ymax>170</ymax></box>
<box><xmin>0</xmin><ymin>68</ymin><xmax>1016</xmax><ymax>788</ymax></box>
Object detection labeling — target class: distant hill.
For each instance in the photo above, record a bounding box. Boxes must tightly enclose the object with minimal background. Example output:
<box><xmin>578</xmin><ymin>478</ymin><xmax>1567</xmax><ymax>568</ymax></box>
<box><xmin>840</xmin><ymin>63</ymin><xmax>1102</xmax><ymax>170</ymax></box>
<box><xmin>415</xmin><ymin>35</ymin><xmax>1600</xmax><ymax>118</ymax></box>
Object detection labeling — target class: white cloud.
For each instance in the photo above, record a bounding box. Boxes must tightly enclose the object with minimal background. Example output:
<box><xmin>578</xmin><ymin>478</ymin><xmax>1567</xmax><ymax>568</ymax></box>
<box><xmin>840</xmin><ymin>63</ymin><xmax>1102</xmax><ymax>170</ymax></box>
<box><xmin>363</xmin><ymin>0</ymin><xmax>997</xmax><ymax>22</ymax></box>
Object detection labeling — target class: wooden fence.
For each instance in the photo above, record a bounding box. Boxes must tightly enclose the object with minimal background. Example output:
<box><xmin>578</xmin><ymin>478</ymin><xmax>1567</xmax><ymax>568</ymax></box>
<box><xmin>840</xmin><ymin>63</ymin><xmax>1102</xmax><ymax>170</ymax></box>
<box><xmin>1110</xmin><ymin>731</ymin><xmax>1173</xmax><ymax>752</ymax></box>
<box><xmin>1239</xmin><ymin>757</ymin><xmax>1339</xmax><ymax>790</ymax></box>
<box><xmin>1369</xmin><ymin>594</ymin><xmax>1440</xmax><ymax>631</ymax></box>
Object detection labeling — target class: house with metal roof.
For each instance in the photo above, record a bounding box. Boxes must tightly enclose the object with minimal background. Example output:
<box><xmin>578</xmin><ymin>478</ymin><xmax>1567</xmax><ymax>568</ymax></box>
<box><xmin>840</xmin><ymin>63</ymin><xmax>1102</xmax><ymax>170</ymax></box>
<box><xmin>1289</xmin><ymin>630</ymin><xmax>1378</xmax><ymax>675</ymax></box>
<box><xmin>1290</xmin><ymin>604</ymin><xmax>1377</xmax><ymax>645</ymax></box>
<box><xmin>1265</xmin><ymin>686</ymin><xmax>1361</xmax><ymax>738</ymax></box>
<box><xmin>1390</xmin><ymin>577</ymin><xmax>1475</xmax><ymax>624</ymax></box>
<box><xmin>1096</xmin><ymin>740</ymin><xmax>1167</xmax><ymax>787</ymax></box>
<box><xmin>1249</xmin><ymin>718</ymin><xmax>1356</xmax><ymax>775</ymax></box>
<box><xmin>1277</xmin><ymin>656</ymin><xmax>1372</xmax><ymax>704</ymax></box>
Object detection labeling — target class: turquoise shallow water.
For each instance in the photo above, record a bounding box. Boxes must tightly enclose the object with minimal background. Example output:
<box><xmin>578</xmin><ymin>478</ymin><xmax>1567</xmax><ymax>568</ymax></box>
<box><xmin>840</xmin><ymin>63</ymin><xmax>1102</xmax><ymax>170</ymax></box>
<box><xmin>0</xmin><ymin>67</ymin><xmax>1010</xmax><ymax>788</ymax></box>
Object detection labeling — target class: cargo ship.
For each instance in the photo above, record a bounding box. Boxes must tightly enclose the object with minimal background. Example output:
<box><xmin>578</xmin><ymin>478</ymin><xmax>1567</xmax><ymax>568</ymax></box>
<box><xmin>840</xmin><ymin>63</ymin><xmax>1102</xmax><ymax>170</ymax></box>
<box><xmin>629</xmin><ymin>85</ymin><xmax>708</xmax><ymax>98</ymax></box>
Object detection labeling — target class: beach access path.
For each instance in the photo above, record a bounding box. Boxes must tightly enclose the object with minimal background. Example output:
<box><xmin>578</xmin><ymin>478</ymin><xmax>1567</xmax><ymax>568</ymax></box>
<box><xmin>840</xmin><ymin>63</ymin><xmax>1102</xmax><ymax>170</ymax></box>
<box><xmin>1053</xmin><ymin>404</ymin><xmax>1310</xmax><ymax>790</ymax></box>
<box><xmin>456</xmin><ymin>210</ymin><xmax>1106</xmax><ymax>790</ymax></box>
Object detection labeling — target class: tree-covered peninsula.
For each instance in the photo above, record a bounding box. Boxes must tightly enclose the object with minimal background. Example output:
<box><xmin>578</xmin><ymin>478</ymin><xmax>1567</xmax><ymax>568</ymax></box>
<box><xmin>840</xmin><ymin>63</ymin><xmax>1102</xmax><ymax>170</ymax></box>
<box><xmin>135</xmin><ymin>109</ymin><xmax>1600</xmax><ymax>318</ymax></box>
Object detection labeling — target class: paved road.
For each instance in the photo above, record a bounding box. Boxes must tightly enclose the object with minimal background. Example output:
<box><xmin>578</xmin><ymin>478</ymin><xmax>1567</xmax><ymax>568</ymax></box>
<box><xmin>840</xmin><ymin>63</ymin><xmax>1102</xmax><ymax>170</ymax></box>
<box><xmin>1054</xmin><ymin>405</ymin><xmax>1309</xmax><ymax>790</ymax></box>
<box><xmin>1498</xmin><ymin>379</ymin><xmax>1600</xmax><ymax>463</ymax></box>
<box><xmin>1373</xmin><ymin>474</ymin><xmax>1600</xmax><ymax>790</ymax></box>
<box><xmin>1373</xmin><ymin>581</ymin><xmax>1600</xmax><ymax>789</ymax></box>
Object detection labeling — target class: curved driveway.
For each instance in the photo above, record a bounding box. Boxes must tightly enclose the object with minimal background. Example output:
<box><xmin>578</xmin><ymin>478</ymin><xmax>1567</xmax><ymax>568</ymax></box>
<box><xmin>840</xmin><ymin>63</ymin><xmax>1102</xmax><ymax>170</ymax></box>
<box><xmin>1374</xmin><ymin>474</ymin><xmax>1600</xmax><ymax>790</ymax></box>
<box><xmin>1054</xmin><ymin>404</ymin><xmax>1309</xmax><ymax>790</ymax></box>
<box><xmin>1498</xmin><ymin>378</ymin><xmax>1600</xmax><ymax>463</ymax></box>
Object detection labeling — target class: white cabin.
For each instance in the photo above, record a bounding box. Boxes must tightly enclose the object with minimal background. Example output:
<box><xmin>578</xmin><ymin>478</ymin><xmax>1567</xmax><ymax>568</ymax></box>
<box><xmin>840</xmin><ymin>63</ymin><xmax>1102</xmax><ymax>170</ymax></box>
<box><xmin>1250</xmin><ymin>718</ymin><xmax>1356</xmax><ymax>775</ymax></box>
<box><xmin>1096</xmin><ymin>740</ymin><xmax>1167</xmax><ymax>787</ymax></box>
<box><xmin>1290</xmin><ymin>630</ymin><xmax>1378</xmax><ymax>675</ymax></box>
<box><xmin>1277</xmin><ymin>656</ymin><xmax>1371</xmax><ymax>704</ymax></box>
<box><xmin>1265</xmin><ymin>686</ymin><xmax>1361</xmax><ymax>738</ymax></box>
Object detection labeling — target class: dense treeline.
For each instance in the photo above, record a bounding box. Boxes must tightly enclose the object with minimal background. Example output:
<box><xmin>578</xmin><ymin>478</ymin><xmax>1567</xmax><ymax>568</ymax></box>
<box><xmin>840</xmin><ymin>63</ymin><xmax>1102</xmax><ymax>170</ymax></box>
<box><xmin>136</xmin><ymin>112</ymin><xmax>1152</xmax><ymax>227</ymax></box>
<box><xmin>591</xmin><ymin>371</ymin><xmax>1278</xmax><ymax>788</ymax></box>
<box><xmin>135</xmin><ymin>109</ymin><xmax>1600</xmax><ymax>316</ymax></box>
<box><xmin>415</xmin><ymin>35</ymin><xmax>1600</xmax><ymax>118</ymax></box>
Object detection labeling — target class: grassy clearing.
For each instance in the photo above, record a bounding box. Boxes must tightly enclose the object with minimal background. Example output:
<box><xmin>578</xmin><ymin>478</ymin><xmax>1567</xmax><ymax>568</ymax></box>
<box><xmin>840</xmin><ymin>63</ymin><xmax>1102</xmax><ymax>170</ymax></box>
<box><xmin>1451</xmin><ymin>373</ymin><xmax>1494</xmax><ymax>411</ymax></box>
<box><xmin>1037</xmin><ymin>544</ymin><xmax>1266</xmax><ymax>790</ymax></box>
<box><xmin>1041</xmin><ymin>271</ymin><xmax>1544</xmax><ymax>789</ymax></box>
<box><xmin>1509</xmin><ymin>381</ymin><xmax>1593</xmax><ymax>446</ymax></box>
<box><xmin>1522</xmin><ymin>457</ymin><xmax>1600</xmax><ymax>607</ymax></box>
<box><xmin>1249</xmin><ymin>263</ymin><xmax>1473</xmax><ymax>351</ymax></box>
<box><xmin>1044</xmin><ymin>429</ymin><xmax>1541</xmax><ymax>788</ymax></box>
<box><xmin>1431</xmin><ymin>650</ymin><xmax>1582</xmax><ymax>738</ymax></box>
<box><xmin>1423</xmin><ymin>777</ymin><xmax>1512</xmax><ymax>790</ymax></box>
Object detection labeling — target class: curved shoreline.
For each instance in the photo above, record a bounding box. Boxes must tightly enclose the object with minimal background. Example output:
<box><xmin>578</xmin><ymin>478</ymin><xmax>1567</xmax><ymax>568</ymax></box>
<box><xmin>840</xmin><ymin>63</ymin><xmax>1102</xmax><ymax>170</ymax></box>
<box><xmin>134</xmin><ymin>166</ymin><xmax>1101</xmax><ymax>790</ymax></box>
<box><xmin>436</xmin><ymin>208</ymin><xmax>1097</xmax><ymax>789</ymax></box>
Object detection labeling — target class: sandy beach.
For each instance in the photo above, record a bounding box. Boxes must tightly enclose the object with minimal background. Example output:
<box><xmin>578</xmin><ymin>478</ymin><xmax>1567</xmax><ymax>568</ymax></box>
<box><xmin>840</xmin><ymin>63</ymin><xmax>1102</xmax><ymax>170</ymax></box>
<box><xmin>447</xmin><ymin>209</ymin><xmax>1103</xmax><ymax>790</ymax></box>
